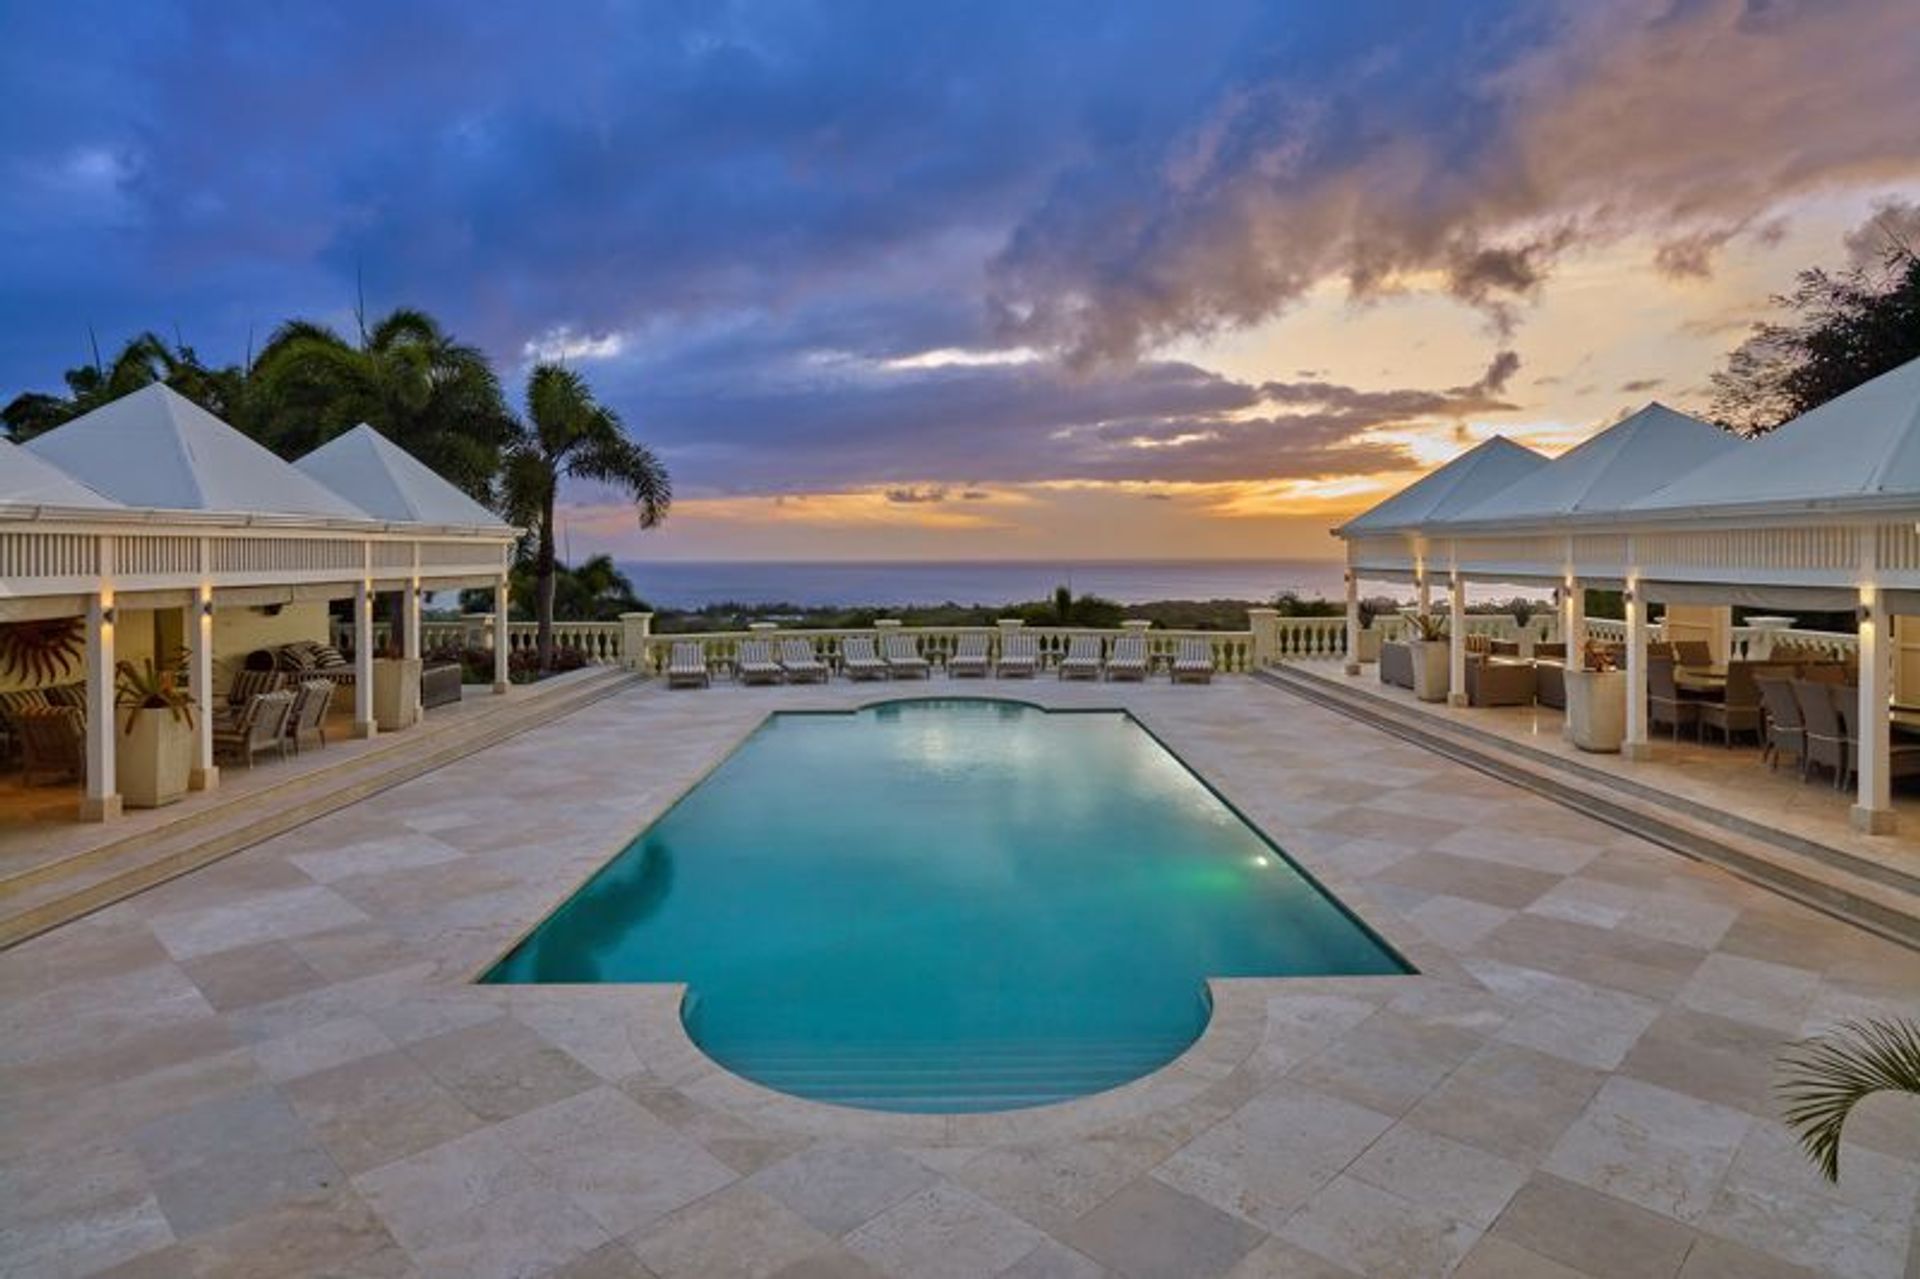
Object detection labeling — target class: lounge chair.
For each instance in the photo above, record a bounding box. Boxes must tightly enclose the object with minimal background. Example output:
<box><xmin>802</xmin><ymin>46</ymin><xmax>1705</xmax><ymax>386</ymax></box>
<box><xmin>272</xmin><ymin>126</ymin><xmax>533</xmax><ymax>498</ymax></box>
<box><xmin>18</xmin><ymin>705</ymin><xmax>85</xmax><ymax>786</ymax></box>
<box><xmin>1105</xmin><ymin>634</ymin><xmax>1149</xmax><ymax>681</ymax></box>
<box><xmin>1378</xmin><ymin>641</ymin><xmax>1414</xmax><ymax>690</ymax></box>
<box><xmin>737</xmin><ymin>640</ymin><xmax>784</xmax><ymax>685</ymax></box>
<box><xmin>1172</xmin><ymin>638</ymin><xmax>1215</xmax><ymax>684</ymax></box>
<box><xmin>666</xmin><ymin>642</ymin><xmax>710</xmax><ymax>689</ymax></box>
<box><xmin>285</xmin><ymin>679</ymin><xmax>334</xmax><ymax>754</ymax></box>
<box><xmin>841</xmin><ymin>636</ymin><xmax>890</xmax><ymax>681</ymax></box>
<box><xmin>1647</xmin><ymin>657</ymin><xmax>1700</xmax><ymax>740</ymax></box>
<box><xmin>1794</xmin><ymin>678</ymin><xmax>1849</xmax><ymax>787</ymax></box>
<box><xmin>1755</xmin><ymin>674</ymin><xmax>1804</xmax><ymax>772</ymax></box>
<box><xmin>1057</xmin><ymin>635</ymin><xmax>1102</xmax><ymax>680</ymax></box>
<box><xmin>948</xmin><ymin>633</ymin><xmax>990</xmax><ymax>678</ymax></box>
<box><xmin>214</xmin><ymin>689</ymin><xmax>296</xmax><ymax>768</ymax></box>
<box><xmin>226</xmin><ymin>667</ymin><xmax>285</xmax><ymax>711</ymax></box>
<box><xmin>778</xmin><ymin>638</ymin><xmax>829</xmax><ymax>683</ymax></box>
<box><xmin>996</xmin><ymin>633</ymin><xmax>1038</xmax><ymax>678</ymax></box>
<box><xmin>881</xmin><ymin>633</ymin><xmax>930</xmax><ymax>679</ymax></box>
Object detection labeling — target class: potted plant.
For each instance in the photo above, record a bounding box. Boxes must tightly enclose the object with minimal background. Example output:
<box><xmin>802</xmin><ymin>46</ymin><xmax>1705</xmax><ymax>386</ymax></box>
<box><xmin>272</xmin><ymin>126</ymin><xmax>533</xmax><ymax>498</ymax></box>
<box><xmin>1564</xmin><ymin>639</ymin><xmax>1626</xmax><ymax>752</ymax></box>
<box><xmin>115</xmin><ymin>650</ymin><xmax>195</xmax><ymax>808</ymax></box>
<box><xmin>1405</xmin><ymin>613</ymin><xmax>1451</xmax><ymax>702</ymax></box>
<box><xmin>371</xmin><ymin>644</ymin><xmax>423</xmax><ymax>731</ymax></box>
<box><xmin>1355</xmin><ymin>599</ymin><xmax>1383</xmax><ymax>663</ymax></box>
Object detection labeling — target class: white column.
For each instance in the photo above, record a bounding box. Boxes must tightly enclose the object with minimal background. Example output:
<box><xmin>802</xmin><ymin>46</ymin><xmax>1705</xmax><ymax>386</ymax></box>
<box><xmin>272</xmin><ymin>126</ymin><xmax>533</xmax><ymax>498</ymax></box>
<box><xmin>1447</xmin><ymin>570</ymin><xmax>1467</xmax><ymax>707</ymax></box>
<box><xmin>403</xmin><ymin>582</ymin><xmax>423</xmax><ymax>722</ymax></box>
<box><xmin>352</xmin><ymin>581</ymin><xmax>376</xmax><ymax>738</ymax></box>
<box><xmin>189</xmin><ymin>589</ymin><xmax>217</xmax><ymax>791</ymax></box>
<box><xmin>493</xmin><ymin>578</ymin><xmax>510</xmax><ymax>693</ymax></box>
<box><xmin>1563</xmin><ymin>578</ymin><xmax>1585</xmax><ymax>657</ymax></box>
<box><xmin>1416</xmin><ymin>568</ymin><xmax>1431</xmax><ymax>619</ymax></box>
<box><xmin>1853</xmin><ymin>587</ymin><xmax>1894</xmax><ymax>834</ymax></box>
<box><xmin>80</xmin><ymin>592</ymin><xmax>121</xmax><ymax>821</ymax></box>
<box><xmin>1623</xmin><ymin>577</ymin><xmax>1650</xmax><ymax>760</ymax></box>
<box><xmin>1343</xmin><ymin>568</ymin><xmax>1361</xmax><ymax>675</ymax></box>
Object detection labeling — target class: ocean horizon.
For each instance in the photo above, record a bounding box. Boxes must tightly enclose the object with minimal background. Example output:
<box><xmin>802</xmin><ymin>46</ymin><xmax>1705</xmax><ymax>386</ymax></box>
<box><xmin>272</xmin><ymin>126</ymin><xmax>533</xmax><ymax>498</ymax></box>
<box><xmin>615</xmin><ymin>559</ymin><xmax>1550</xmax><ymax>610</ymax></box>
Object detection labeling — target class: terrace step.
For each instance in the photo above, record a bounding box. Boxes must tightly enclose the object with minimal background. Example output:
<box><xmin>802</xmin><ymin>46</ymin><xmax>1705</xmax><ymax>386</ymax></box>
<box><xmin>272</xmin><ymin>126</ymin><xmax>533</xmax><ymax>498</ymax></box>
<box><xmin>1259</xmin><ymin>663</ymin><xmax>1920</xmax><ymax>950</ymax></box>
<box><xmin>718</xmin><ymin>1036</ymin><xmax>1194</xmax><ymax>1112</ymax></box>
<box><xmin>0</xmin><ymin>667</ymin><xmax>644</xmax><ymax>949</ymax></box>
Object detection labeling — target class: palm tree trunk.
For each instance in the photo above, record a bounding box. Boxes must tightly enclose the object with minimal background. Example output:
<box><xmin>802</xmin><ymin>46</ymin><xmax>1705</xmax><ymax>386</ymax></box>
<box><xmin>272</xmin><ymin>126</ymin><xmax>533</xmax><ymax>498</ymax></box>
<box><xmin>535</xmin><ymin>490</ymin><xmax>558</xmax><ymax>672</ymax></box>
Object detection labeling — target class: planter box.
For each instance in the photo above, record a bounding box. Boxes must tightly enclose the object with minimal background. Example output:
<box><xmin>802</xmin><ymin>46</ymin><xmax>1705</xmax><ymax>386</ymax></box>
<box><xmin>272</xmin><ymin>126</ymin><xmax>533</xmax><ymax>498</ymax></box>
<box><xmin>1409</xmin><ymin>640</ymin><xmax>1451</xmax><ymax>702</ymax></box>
<box><xmin>1356</xmin><ymin>629</ymin><xmax>1382</xmax><ymax>664</ymax></box>
<box><xmin>116</xmin><ymin>708</ymin><xmax>192</xmax><ymax>808</ymax></box>
<box><xmin>372</xmin><ymin>657</ymin><xmax>423</xmax><ymax>732</ymax></box>
<box><xmin>1565</xmin><ymin>668</ymin><xmax>1627</xmax><ymax>753</ymax></box>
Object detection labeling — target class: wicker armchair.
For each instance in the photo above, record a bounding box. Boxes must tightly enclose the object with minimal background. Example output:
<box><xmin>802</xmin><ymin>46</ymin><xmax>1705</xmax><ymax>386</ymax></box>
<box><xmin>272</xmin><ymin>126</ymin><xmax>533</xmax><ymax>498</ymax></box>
<box><xmin>18</xmin><ymin>705</ymin><xmax>86</xmax><ymax>786</ymax></box>
<box><xmin>214</xmin><ymin>690</ymin><xmax>296</xmax><ymax>768</ymax></box>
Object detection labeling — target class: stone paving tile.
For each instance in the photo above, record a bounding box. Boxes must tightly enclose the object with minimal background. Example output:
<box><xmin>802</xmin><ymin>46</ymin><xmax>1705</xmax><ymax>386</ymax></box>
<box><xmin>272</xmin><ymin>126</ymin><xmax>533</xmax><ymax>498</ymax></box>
<box><xmin>1277</xmin><ymin>1173</ymin><xmax>1481</xmax><ymax>1279</ymax></box>
<box><xmin>1489</xmin><ymin>1173</ymin><xmax>1696</xmax><ymax>1279</ymax></box>
<box><xmin>5</xmin><ymin>677</ymin><xmax>1915</xmax><ymax>1279</ymax></box>
<box><xmin>1058</xmin><ymin>1178</ymin><xmax>1265</xmax><ymax>1279</ymax></box>
<box><xmin>1544</xmin><ymin>1076</ymin><xmax>1752</xmax><ymax>1224</ymax></box>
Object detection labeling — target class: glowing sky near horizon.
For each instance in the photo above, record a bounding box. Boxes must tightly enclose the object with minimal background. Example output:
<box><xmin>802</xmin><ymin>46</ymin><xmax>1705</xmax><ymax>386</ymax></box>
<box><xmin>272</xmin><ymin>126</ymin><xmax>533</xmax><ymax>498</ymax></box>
<box><xmin>3</xmin><ymin>1</ymin><xmax>1917</xmax><ymax>561</ymax></box>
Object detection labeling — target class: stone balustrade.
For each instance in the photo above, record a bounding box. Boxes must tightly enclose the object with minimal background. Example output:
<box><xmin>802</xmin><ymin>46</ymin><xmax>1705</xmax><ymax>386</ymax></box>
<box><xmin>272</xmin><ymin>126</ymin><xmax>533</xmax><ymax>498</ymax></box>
<box><xmin>633</xmin><ymin>622</ymin><xmax>1258</xmax><ymax>676</ymax></box>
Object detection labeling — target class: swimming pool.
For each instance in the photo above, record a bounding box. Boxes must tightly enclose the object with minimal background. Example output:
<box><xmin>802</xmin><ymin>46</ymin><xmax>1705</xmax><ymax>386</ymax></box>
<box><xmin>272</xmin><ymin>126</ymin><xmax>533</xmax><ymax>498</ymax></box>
<box><xmin>486</xmin><ymin>699</ymin><xmax>1406</xmax><ymax>1112</ymax></box>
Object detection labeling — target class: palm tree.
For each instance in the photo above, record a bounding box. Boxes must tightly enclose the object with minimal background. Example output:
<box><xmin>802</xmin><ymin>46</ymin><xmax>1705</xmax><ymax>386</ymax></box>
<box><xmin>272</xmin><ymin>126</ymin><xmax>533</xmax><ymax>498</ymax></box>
<box><xmin>1776</xmin><ymin>1017</ymin><xmax>1920</xmax><ymax>1182</ymax></box>
<box><xmin>502</xmin><ymin>364</ymin><xmax>670</xmax><ymax>669</ymax></box>
<box><xmin>248</xmin><ymin>308</ymin><xmax>513</xmax><ymax>498</ymax></box>
<box><xmin>2</xmin><ymin>332</ymin><xmax>245</xmax><ymax>441</ymax></box>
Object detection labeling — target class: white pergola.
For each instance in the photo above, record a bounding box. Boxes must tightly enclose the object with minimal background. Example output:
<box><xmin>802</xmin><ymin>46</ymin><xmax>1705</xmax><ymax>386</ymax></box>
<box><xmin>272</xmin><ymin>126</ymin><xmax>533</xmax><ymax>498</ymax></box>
<box><xmin>1336</xmin><ymin>360</ymin><xmax>1920</xmax><ymax>835</ymax></box>
<box><xmin>2</xmin><ymin>385</ymin><xmax>519</xmax><ymax>820</ymax></box>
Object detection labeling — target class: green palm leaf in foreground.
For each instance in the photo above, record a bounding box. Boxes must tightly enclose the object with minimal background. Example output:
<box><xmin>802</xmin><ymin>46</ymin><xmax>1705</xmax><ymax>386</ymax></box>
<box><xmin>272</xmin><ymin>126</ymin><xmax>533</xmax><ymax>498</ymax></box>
<box><xmin>1775</xmin><ymin>1017</ymin><xmax>1920</xmax><ymax>1182</ymax></box>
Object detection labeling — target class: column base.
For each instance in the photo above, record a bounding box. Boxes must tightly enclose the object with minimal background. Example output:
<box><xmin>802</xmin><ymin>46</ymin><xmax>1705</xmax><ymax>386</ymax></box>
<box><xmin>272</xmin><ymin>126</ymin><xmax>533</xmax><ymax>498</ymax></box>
<box><xmin>1850</xmin><ymin>804</ymin><xmax>1896</xmax><ymax>835</ymax></box>
<box><xmin>1447</xmin><ymin>692</ymin><xmax>1469</xmax><ymax>707</ymax></box>
<box><xmin>189</xmin><ymin>766</ymin><xmax>219</xmax><ymax>792</ymax></box>
<box><xmin>492</xmin><ymin>681</ymin><xmax>510</xmax><ymax>695</ymax></box>
<box><xmin>1622</xmin><ymin>740</ymin><xmax>1654</xmax><ymax>761</ymax></box>
<box><xmin>79</xmin><ymin>793</ymin><xmax>123</xmax><ymax>822</ymax></box>
<box><xmin>352</xmin><ymin>720</ymin><xmax>378</xmax><ymax>740</ymax></box>
<box><xmin>1343</xmin><ymin>662</ymin><xmax>1361</xmax><ymax>676</ymax></box>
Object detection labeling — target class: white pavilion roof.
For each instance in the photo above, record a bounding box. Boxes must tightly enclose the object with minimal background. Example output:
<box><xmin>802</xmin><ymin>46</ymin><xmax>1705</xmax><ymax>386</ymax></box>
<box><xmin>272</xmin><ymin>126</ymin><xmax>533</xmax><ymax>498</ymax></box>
<box><xmin>296</xmin><ymin>424</ymin><xmax>506</xmax><ymax>528</ymax></box>
<box><xmin>1446</xmin><ymin>403</ymin><xmax>1738</xmax><ymax>526</ymax></box>
<box><xmin>22</xmin><ymin>384</ymin><xmax>369</xmax><ymax>520</ymax></box>
<box><xmin>1337</xmin><ymin>436</ymin><xmax>1546</xmax><ymax>536</ymax></box>
<box><xmin>0</xmin><ymin>440</ymin><xmax>122</xmax><ymax>510</ymax></box>
<box><xmin>1630</xmin><ymin>356</ymin><xmax>1920</xmax><ymax>515</ymax></box>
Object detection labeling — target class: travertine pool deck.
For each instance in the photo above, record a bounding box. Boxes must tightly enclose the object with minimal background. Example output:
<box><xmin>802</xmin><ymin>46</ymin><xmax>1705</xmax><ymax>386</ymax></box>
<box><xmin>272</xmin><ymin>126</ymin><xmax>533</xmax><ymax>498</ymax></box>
<box><xmin>3</xmin><ymin>676</ymin><xmax>1916</xmax><ymax>1278</ymax></box>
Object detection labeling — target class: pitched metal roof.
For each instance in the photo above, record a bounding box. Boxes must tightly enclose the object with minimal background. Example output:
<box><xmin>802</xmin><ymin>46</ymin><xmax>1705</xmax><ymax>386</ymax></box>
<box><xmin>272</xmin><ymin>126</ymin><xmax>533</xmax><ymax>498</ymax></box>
<box><xmin>0</xmin><ymin>439</ymin><xmax>122</xmax><ymax>510</ymax></box>
<box><xmin>296</xmin><ymin>424</ymin><xmax>506</xmax><ymax>528</ymax></box>
<box><xmin>21</xmin><ymin>384</ymin><xmax>369</xmax><ymax>519</ymax></box>
<box><xmin>1336</xmin><ymin>436</ymin><xmax>1547</xmax><ymax>536</ymax></box>
<box><xmin>1445</xmin><ymin>403</ymin><xmax>1738</xmax><ymax>525</ymax></box>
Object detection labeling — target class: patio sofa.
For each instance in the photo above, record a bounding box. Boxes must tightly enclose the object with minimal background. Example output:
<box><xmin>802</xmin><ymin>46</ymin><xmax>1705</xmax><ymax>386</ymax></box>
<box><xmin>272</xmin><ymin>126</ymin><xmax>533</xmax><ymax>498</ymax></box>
<box><xmin>1378</xmin><ymin>641</ymin><xmax>1415</xmax><ymax>690</ymax></box>
<box><xmin>1464</xmin><ymin>656</ymin><xmax>1537</xmax><ymax>707</ymax></box>
<box><xmin>421</xmin><ymin>661</ymin><xmax>463</xmax><ymax>709</ymax></box>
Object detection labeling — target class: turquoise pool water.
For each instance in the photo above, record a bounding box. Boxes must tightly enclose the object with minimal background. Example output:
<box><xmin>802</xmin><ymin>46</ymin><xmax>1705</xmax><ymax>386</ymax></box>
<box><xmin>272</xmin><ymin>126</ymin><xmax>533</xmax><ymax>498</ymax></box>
<box><xmin>486</xmin><ymin>699</ymin><xmax>1406</xmax><ymax>1112</ymax></box>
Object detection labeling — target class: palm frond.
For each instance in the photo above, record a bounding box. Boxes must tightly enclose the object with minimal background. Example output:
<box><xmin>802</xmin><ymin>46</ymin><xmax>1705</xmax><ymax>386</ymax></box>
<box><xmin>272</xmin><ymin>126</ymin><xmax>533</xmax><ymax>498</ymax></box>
<box><xmin>1775</xmin><ymin>1017</ymin><xmax>1920</xmax><ymax>1182</ymax></box>
<box><xmin>569</xmin><ymin>434</ymin><xmax>671</xmax><ymax>528</ymax></box>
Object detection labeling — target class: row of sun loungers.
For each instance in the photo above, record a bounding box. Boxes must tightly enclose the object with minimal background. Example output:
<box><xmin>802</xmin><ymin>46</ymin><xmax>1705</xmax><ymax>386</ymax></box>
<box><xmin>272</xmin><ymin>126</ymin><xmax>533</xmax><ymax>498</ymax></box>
<box><xmin>663</xmin><ymin>634</ymin><xmax>1216</xmax><ymax>686</ymax></box>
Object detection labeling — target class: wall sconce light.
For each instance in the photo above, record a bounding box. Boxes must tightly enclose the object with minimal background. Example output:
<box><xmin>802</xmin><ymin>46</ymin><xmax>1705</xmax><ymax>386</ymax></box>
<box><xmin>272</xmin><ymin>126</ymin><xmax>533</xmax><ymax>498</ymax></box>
<box><xmin>1857</xmin><ymin>602</ymin><xmax>1872</xmax><ymax>625</ymax></box>
<box><xmin>201</xmin><ymin>599</ymin><xmax>215</xmax><ymax>618</ymax></box>
<box><xmin>1621</xmin><ymin>589</ymin><xmax>1635</xmax><ymax>605</ymax></box>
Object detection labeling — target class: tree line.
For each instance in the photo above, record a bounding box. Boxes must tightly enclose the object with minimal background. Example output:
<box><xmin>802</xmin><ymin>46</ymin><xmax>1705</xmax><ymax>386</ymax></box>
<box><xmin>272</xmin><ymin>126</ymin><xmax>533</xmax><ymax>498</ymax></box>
<box><xmin>1</xmin><ymin>309</ymin><xmax>669</xmax><ymax>671</ymax></box>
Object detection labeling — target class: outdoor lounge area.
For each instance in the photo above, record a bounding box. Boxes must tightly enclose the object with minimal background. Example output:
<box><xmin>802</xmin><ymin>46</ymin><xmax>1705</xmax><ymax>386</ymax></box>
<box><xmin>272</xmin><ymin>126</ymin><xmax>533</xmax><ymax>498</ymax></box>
<box><xmin>1331</xmin><ymin>359</ymin><xmax>1920</xmax><ymax>843</ymax></box>
<box><xmin>0</xmin><ymin>386</ymin><xmax>520</xmax><ymax>829</ymax></box>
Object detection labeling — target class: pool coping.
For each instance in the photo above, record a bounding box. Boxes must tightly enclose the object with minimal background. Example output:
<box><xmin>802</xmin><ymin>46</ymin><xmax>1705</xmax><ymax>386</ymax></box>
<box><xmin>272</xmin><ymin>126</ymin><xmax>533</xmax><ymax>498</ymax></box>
<box><xmin>457</xmin><ymin>688</ymin><xmax>1450</xmax><ymax>1140</ymax></box>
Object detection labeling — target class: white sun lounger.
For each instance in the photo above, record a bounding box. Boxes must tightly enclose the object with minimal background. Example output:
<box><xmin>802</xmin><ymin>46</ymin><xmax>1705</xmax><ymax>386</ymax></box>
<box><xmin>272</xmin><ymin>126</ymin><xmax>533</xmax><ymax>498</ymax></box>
<box><xmin>996</xmin><ymin>633</ymin><xmax>1038</xmax><ymax>678</ymax></box>
<box><xmin>1172</xmin><ymin>637</ymin><xmax>1215</xmax><ymax>684</ymax></box>
<box><xmin>737</xmin><ymin>639</ymin><xmax>784</xmax><ymax>685</ymax></box>
<box><xmin>1105</xmin><ymin>634</ymin><xmax>1149</xmax><ymax>681</ymax></box>
<box><xmin>778</xmin><ymin>638</ymin><xmax>829</xmax><ymax>683</ymax></box>
<box><xmin>881</xmin><ymin>632</ymin><xmax>930</xmax><ymax>679</ymax></box>
<box><xmin>1058</xmin><ymin>635</ymin><xmax>1102</xmax><ymax>680</ymax></box>
<box><xmin>666</xmin><ymin>641</ymin><xmax>710</xmax><ymax>688</ymax></box>
<box><xmin>948</xmin><ymin>632</ymin><xmax>990</xmax><ymax>678</ymax></box>
<box><xmin>841</xmin><ymin>635</ymin><xmax>890</xmax><ymax>681</ymax></box>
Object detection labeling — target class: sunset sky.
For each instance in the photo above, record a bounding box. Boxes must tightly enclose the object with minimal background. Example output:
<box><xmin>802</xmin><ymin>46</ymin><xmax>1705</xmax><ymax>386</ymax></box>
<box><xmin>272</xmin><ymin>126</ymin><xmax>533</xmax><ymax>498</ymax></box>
<box><xmin>4</xmin><ymin>1</ymin><xmax>1917</xmax><ymax>562</ymax></box>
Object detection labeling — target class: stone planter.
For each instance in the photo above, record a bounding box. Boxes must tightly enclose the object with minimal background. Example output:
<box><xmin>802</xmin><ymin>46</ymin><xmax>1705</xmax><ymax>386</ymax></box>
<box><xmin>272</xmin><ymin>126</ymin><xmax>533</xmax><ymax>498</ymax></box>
<box><xmin>372</xmin><ymin>657</ymin><xmax>423</xmax><ymax>732</ymax></box>
<box><xmin>1356</xmin><ymin>628</ymin><xmax>1382</xmax><ymax>664</ymax></box>
<box><xmin>116</xmin><ymin>707</ymin><xmax>192</xmax><ymax>808</ymax></box>
<box><xmin>1565</xmin><ymin>668</ymin><xmax>1627</xmax><ymax>753</ymax></box>
<box><xmin>1409</xmin><ymin>639</ymin><xmax>1451</xmax><ymax>702</ymax></box>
